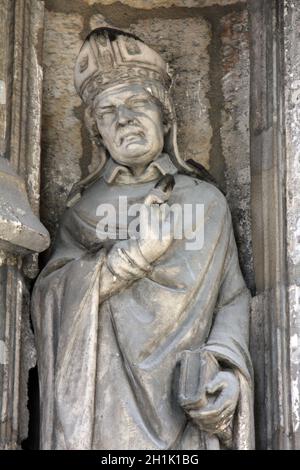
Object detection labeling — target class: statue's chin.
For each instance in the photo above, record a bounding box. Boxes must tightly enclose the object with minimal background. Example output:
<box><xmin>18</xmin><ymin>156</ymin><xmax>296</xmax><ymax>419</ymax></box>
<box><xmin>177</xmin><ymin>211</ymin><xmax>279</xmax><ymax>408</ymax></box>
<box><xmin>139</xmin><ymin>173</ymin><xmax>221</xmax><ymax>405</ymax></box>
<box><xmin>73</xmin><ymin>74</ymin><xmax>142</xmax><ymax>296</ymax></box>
<box><xmin>112</xmin><ymin>148</ymin><xmax>158</xmax><ymax>167</ymax></box>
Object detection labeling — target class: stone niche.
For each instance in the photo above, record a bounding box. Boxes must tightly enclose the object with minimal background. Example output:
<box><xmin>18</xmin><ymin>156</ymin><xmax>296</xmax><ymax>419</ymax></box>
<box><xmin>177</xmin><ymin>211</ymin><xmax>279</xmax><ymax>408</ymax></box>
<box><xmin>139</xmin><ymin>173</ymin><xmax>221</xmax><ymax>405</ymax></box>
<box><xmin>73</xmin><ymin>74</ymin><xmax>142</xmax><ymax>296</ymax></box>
<box><xmin>36</xmin><ymin>1</ymin><xmax>255</xmax><ymax>448</ymax></box>
<box><xmin>1</xmin><ymin>0</ymin><xmax>298</xmax><ymax>452</ymax></box>
<box><xmin>28</xmin><ymin>0</ymin><xmax>291</xmax><ymax>451</ymax></box>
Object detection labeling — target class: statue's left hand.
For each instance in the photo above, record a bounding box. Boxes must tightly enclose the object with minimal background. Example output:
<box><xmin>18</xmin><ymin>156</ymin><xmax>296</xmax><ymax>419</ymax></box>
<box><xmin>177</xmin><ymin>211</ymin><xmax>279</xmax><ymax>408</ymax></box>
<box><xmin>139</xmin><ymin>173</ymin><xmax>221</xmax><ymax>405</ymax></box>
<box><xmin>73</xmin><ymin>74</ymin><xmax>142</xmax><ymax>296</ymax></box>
<box><xmin>187</xmin><ymin>370</ymin><xmax>239</xmax><ymax>437</ymax></box>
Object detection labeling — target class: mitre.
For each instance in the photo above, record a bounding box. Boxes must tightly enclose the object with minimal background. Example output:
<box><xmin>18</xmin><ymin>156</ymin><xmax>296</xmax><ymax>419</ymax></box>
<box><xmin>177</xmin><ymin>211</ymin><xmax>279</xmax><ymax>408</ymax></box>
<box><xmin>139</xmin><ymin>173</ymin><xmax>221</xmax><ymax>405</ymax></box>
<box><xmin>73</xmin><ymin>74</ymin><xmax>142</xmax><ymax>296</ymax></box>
<box><xmin>74</xmin><ymin>27</ymin><xmax>172</xmax><ymax>105</ymax></box>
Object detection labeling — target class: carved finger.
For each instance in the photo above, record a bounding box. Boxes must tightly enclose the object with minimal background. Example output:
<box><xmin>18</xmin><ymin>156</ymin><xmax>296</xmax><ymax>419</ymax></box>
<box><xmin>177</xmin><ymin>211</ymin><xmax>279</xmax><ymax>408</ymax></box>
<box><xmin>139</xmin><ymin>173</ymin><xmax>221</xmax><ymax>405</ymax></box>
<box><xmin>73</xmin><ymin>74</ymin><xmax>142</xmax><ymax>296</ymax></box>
<box><xmin>189</xmin><ymin>407</ymin><xmax>235</xmax><ymax>431</ymax></box>
<box><xmin>205</xmin><ymin>379</ymin><xmax>226</xmax><ymax>395</ymax></box>
<box><xmin>196</xmin><ymin>411</ymin><xmax>234</xmax><ymax>429</ymax></box>
<box><xmin>193</xmin><ymin>401</ymin><xmax>235</xmax><ymax>420</ymax></box>
<box><xmin>216</xmin><ymin>417</ymin><xmax>233</xmax><ymax>432</ymax></box>
<box><xmin>144</xmin><ymin>193</ymin><xmax>164</xmax><ymax>206</ymax></box>
<box><xmin>193</xmin><ymin>412</ymin><xmax>234</xmax><ymax>434</ymax></box>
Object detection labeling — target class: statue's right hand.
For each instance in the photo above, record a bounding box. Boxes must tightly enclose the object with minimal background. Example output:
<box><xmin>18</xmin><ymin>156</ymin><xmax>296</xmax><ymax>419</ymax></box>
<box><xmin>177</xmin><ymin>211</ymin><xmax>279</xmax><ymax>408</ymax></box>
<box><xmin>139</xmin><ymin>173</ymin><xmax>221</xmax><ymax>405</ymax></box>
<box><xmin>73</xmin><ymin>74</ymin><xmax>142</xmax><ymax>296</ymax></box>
<box><xmin>138</xmin><ymin>180</ymin><xmax>176</xmax><ymax>264</ymax></box>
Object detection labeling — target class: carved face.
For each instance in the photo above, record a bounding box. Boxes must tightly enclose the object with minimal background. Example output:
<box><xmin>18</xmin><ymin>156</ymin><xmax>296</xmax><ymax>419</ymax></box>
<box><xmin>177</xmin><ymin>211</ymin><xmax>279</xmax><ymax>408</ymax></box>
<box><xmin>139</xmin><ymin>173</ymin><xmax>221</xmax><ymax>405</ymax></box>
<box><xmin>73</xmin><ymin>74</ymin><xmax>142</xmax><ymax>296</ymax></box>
<box><xmin>93</xmin><ymin>83</ymin><xmax>166</xmax><ymax>173</ymax></box>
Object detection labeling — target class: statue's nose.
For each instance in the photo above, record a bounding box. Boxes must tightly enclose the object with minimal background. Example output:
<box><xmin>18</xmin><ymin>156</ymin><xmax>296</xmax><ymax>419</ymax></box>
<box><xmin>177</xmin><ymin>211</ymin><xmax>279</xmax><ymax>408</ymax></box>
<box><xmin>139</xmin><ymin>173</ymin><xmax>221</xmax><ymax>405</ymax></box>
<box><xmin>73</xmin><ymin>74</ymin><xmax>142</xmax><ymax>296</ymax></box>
<box><xmin>117</xmin><ymin>105</ymin><xmax>135</xmax><ymax>125</ymax></box>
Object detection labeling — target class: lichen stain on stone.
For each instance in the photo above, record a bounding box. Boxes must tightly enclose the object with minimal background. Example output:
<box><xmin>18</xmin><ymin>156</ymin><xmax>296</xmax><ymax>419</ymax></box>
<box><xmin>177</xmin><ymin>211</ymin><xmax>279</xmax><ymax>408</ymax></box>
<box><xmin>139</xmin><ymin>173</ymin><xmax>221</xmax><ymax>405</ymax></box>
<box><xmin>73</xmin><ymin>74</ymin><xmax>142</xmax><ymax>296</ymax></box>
<box><xmin>293</xmin><ymin>217</ymin><xmax>300</xmax><ymax>265</ymax></box>
<box><xmin>289</xmin><ymin>283</ymin><xmax>300</xmax><ymax>432</ymax></box>
<box><xmin>0</xmin><ymin>80</ymin><xmax>6</xmax><ymax>105</ymax></box>
<box><xmin>0</xmin><ymin>340</ymin><xmax>7</xmax><ymax>365</ymax></box>
<box><xmin>292</xmin><ymin>376</ymin><xmax>300</xmax><ymax>432</ymax></box>
<box><xmin>220</xmin><ymin>10</ymin><xmax>249</xmax><ymax>74</ymax></box>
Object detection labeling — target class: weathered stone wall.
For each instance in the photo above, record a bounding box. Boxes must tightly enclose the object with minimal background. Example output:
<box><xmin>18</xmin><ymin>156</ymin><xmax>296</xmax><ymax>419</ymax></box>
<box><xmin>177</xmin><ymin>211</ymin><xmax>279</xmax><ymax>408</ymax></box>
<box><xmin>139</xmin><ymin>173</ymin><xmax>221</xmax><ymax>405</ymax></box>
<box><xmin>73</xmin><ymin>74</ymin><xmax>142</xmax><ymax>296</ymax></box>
<box><xmin>40</xmin><ymin>0</ymin><xmax>253</xmax><ymax>289</ymax></box>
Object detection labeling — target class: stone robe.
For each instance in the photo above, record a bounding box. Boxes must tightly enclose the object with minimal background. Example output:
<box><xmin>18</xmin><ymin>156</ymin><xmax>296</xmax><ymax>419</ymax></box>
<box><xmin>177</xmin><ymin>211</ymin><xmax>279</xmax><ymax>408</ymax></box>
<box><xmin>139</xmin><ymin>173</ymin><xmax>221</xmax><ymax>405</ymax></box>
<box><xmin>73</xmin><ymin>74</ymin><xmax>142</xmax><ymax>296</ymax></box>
<box><xmin>32</xmin><ymin>155</ymin><xmax>254</xmax><ymax>450</ymax></box>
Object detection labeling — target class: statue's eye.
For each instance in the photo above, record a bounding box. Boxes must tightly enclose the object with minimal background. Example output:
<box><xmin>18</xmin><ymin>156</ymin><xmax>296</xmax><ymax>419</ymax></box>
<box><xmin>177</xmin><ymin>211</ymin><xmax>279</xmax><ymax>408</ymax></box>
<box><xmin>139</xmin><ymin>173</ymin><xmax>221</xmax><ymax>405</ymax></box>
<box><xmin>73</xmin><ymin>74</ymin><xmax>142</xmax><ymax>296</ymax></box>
<box><xmin>129</xmin><ymin>98</ymin><xmax>147</xmax><ymax>108</ymax></box>
<box><xmin>95</xmin><ymin>107</ymin><xmax>115</xmax><ymax>119</ymax></box>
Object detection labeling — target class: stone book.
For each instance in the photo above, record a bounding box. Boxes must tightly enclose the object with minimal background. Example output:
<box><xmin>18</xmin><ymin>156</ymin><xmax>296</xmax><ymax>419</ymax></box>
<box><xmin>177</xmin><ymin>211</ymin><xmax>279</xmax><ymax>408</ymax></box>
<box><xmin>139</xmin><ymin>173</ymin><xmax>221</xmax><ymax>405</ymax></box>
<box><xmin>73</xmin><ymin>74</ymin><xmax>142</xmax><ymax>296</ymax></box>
<box><xmin>178</xmin><ymin>350</ymin><xmax>220</xmax><ymax>411</ymax></box>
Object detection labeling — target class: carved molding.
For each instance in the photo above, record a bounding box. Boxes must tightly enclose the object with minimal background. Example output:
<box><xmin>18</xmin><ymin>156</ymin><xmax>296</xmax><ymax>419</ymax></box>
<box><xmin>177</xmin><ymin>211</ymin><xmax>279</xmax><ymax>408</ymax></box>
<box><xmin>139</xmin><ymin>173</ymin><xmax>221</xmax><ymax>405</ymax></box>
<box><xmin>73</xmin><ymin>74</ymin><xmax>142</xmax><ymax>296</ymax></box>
<box><xmin>6</xmin><ymin>0</ymin><xmax>44</xmax><ymax>215</ymax></box>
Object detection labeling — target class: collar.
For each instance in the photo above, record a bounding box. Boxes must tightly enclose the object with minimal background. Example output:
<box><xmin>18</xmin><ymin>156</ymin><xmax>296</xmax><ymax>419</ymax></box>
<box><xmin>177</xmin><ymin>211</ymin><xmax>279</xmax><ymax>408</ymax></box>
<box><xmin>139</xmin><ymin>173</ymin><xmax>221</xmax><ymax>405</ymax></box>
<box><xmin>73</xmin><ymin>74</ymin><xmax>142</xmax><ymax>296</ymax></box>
<box><xmin>103</xmin><ymin>153</ymin><xmax>178</xmax><ymax>185</ymax></box>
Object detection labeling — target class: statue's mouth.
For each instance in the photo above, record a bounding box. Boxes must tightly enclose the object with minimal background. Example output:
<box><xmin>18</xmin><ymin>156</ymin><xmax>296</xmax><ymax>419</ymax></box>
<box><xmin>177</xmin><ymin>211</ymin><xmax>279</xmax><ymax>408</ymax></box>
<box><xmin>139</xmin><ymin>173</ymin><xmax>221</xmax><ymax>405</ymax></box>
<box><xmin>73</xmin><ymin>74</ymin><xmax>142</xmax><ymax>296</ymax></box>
<box><xmin>118</xmin><ymin>128</ymin><xmax>145</xmax><ymax>146</ymax></box>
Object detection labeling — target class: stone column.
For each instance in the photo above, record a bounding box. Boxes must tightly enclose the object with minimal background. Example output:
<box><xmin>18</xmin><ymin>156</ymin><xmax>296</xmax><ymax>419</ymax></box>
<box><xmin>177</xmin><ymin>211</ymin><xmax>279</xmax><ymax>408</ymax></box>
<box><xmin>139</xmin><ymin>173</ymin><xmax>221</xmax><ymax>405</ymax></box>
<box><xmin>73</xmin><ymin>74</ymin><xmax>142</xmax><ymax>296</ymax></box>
<box><xmin>0</xmin><ymin>0</ymin><xmax>49</xmax><ymax>449</ymax></box>
<box><xmin>249</xmin><ymin>0</ymin><xmax>300</xmax><ymax>450</ymax></box>
<box><xmin>283</xmin><ymin>0</ymin><xmax>300</xmax><ymax>450</ymax></box>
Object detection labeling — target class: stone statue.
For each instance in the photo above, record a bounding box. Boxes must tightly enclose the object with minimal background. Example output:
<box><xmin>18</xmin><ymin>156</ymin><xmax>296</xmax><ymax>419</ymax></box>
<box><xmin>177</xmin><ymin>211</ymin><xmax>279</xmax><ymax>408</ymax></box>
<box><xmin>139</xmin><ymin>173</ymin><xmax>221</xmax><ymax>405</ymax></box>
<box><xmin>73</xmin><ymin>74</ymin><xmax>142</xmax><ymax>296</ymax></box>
<box><xmin>32</xmin><ymin>28</ymin><xmax>254</xmax><ymax>450</ymax></box>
